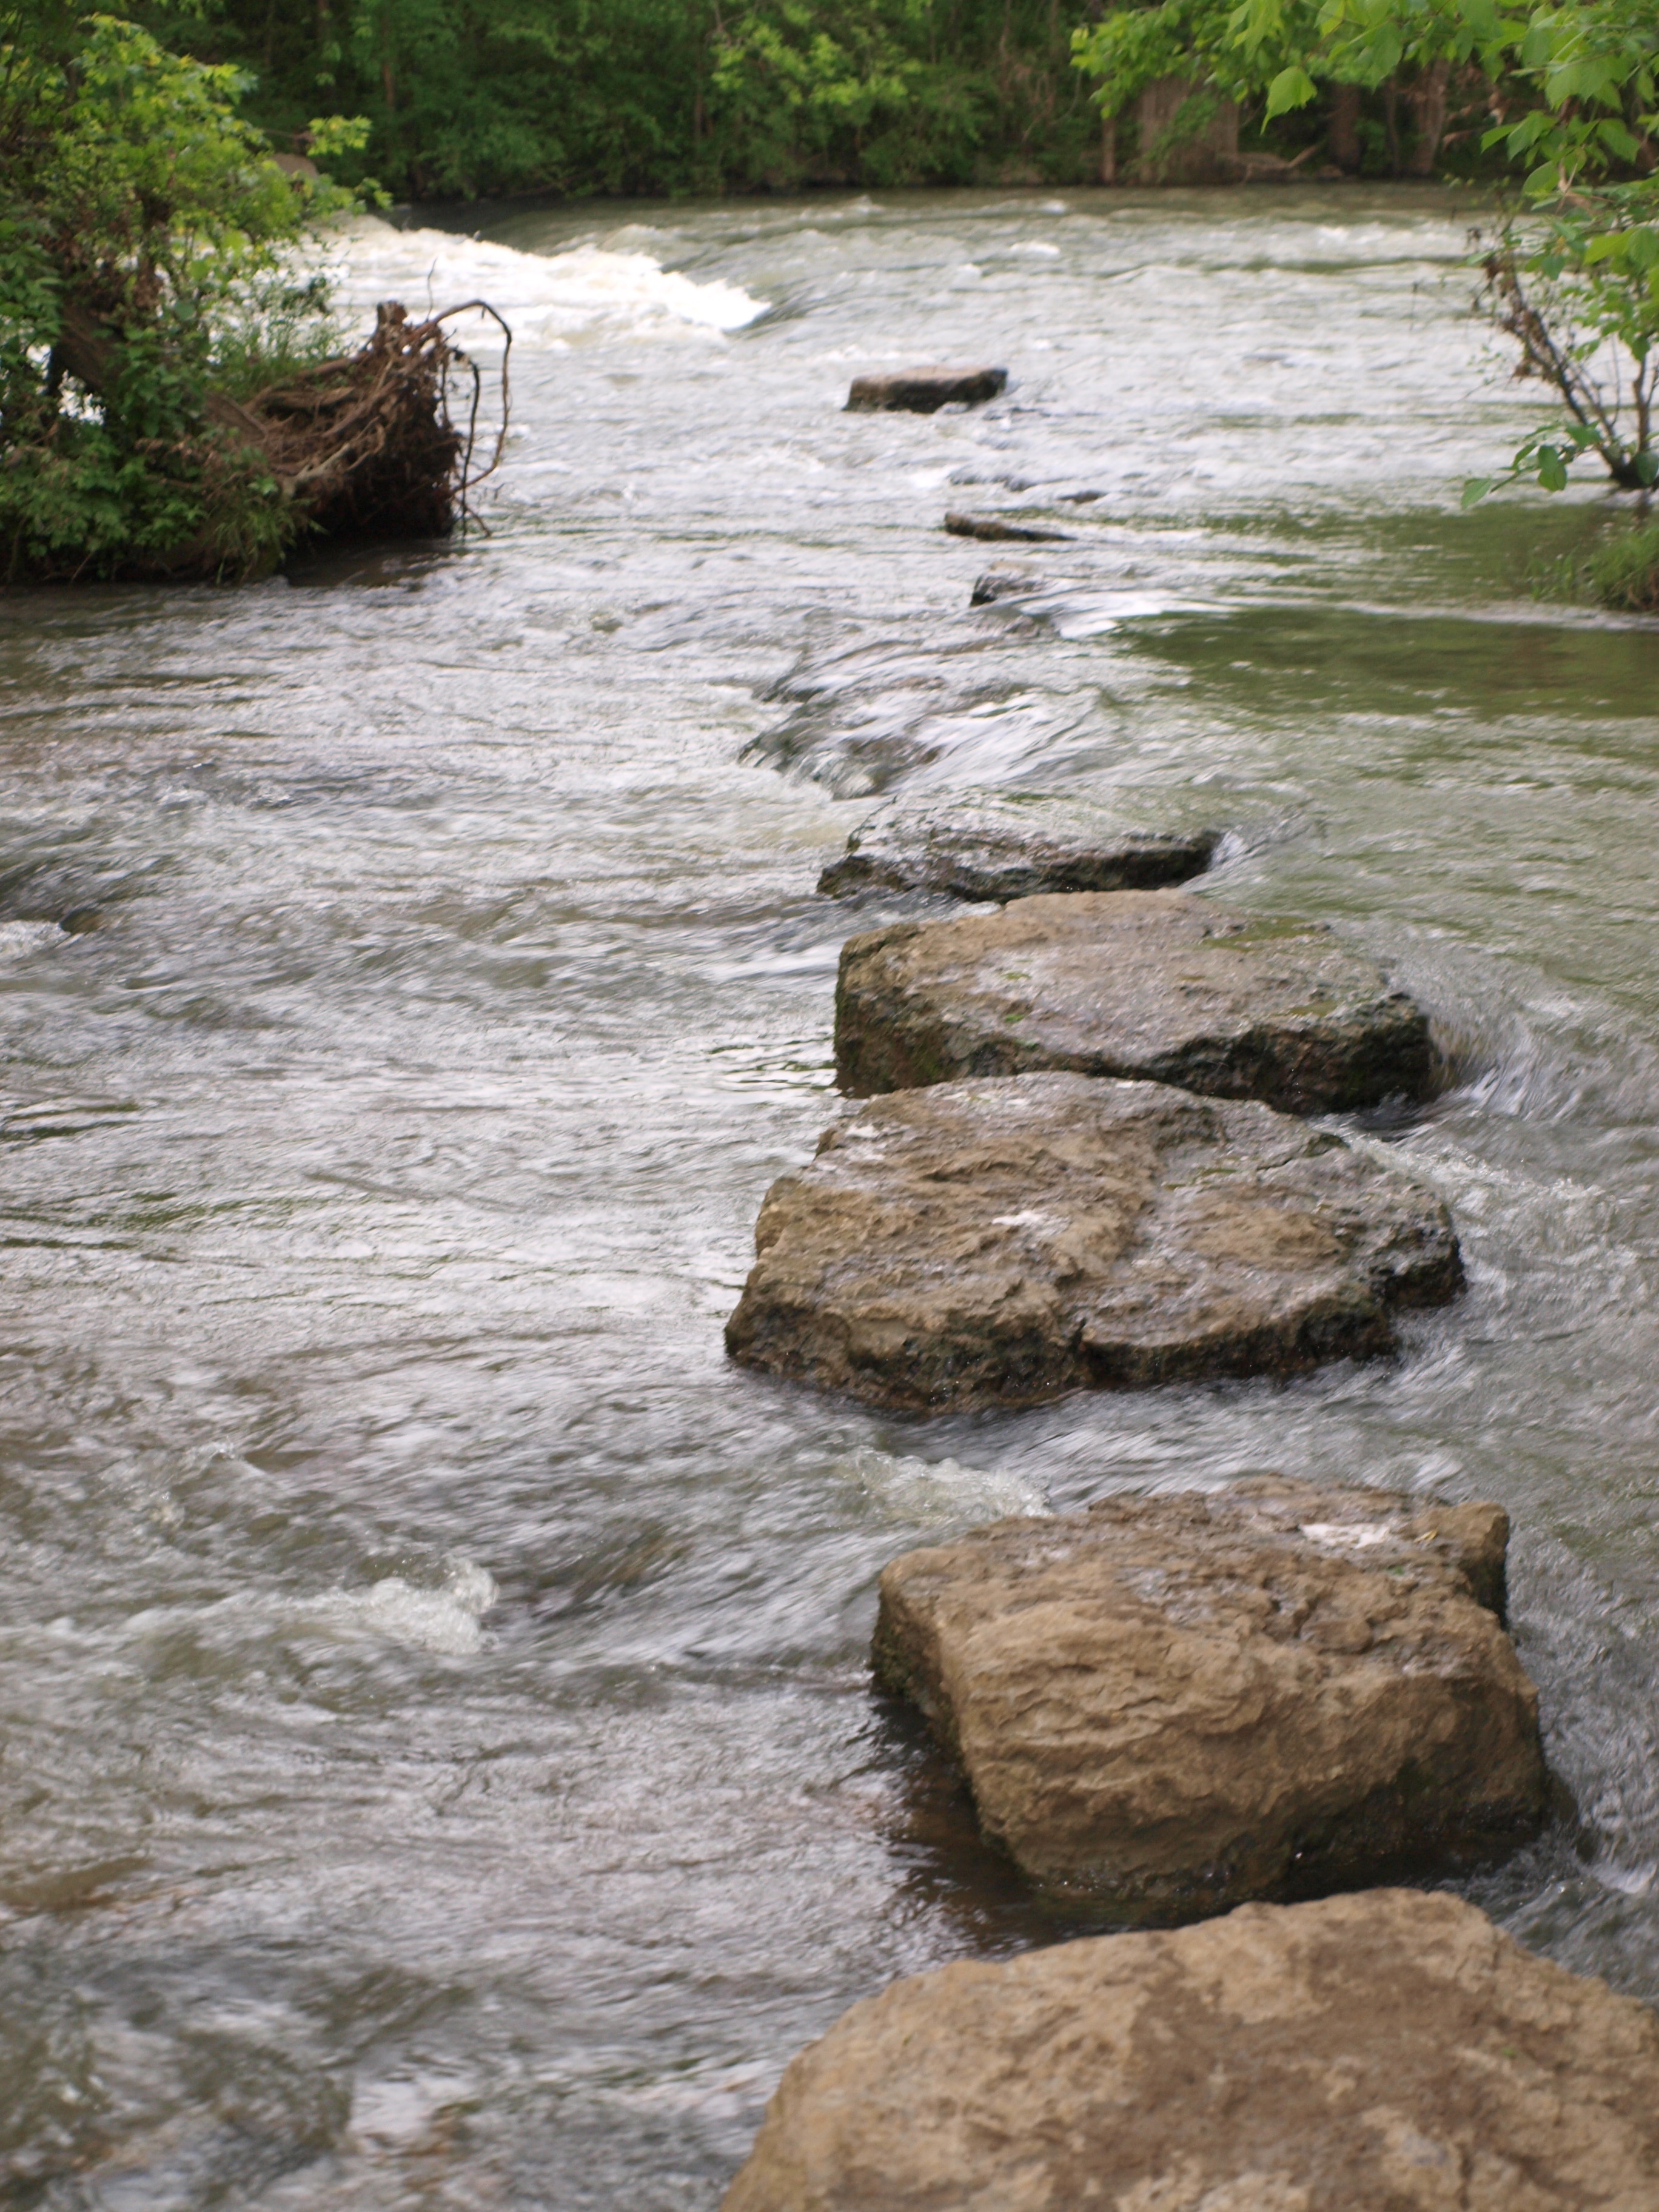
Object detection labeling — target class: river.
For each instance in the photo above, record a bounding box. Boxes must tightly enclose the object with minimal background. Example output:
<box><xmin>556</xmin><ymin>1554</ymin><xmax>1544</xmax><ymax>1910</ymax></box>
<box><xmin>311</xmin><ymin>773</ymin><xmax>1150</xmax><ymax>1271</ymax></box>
<box><xmin>2</xmin><ymin>183</ymin><xmax>1657</xmax><ymax>2209</ymax></box>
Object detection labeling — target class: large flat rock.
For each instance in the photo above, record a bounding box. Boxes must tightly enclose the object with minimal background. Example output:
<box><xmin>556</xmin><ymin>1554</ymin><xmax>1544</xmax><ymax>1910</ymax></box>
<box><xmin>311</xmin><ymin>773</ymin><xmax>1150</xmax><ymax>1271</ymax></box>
<box><xmin>874</xmin><ymin>1476</ymin><xmax>1544</xmax><ymax>1912</ymax></box>
<box><xmin>817</xmin><ymin>799</ymin><xmax>1219</xmax><ymax>903</ymax></box>
<box><xmin>836</xmin><ymin>888</ymin><xmax>1436</xmax><ymax>1113</ymax></box>
<box><xmin>844</xmin><ymin>366</ymin><xmax>1007</xmax><ymax>412</ymax></box>
<box><xmin>722</xmin><ymin>1889</ymin><xmax>1659</xmax><ymax>2212</ymax></box>
<box><xmin>724</xmin><ymin>1072</ymin><xmax>1461</xmax><ymax>1411</ymax></box>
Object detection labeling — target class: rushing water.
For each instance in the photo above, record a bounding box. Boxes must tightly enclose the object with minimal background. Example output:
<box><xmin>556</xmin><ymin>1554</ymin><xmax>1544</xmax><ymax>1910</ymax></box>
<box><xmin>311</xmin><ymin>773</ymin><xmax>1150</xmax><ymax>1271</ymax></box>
<box><xmin>2</xmin><ymin>184</ymin><xmax>1657</xmax><ymax>2208</ymax></box>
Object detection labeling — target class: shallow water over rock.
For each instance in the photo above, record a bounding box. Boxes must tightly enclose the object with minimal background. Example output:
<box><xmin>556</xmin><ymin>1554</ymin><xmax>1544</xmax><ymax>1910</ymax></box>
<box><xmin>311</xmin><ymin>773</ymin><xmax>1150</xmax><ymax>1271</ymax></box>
<box><xmin>1</xmin><ymin>184</ymin><xmax>1657</xmax><ymax>2209</ymax></box>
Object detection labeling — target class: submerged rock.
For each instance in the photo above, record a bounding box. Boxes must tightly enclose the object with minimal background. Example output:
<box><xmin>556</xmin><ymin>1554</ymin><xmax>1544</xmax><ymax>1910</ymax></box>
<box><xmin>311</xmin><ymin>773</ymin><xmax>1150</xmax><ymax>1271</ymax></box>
<box><xmin>817</xmin><ymin>798</ymin><xmax>1219</xmax><ymax>902</ymax></box>
<box><xmin>720</xmin><ymin>1889</ymin><xmax>1659</xmax><ymax>2212</ymax></box>
<box><xmin>943</xmin><ymin>509</ymin><xmax>1072</xmax><ymax>541</ymax></box>
<box><xmin>874</xmin><ymin>1476</ymin><xmax>1543</xmax><ymax>1912</ymax></box>
<box><xmin>844</xmin><ymin>366</ymin><xmax>1007</xmax><ymax>412</ymax></box>
<box><xmin>836</xmin><ymin>888</ymin><xmax>1436</xmax><ymax>1113</ymax></box>
<box><xmin>724</xmin><ymin>1071</ymin><xmax>1460</xmax><ymax>1412</ymax></box>
<box><xmin>967</xmin><ymin>567</ymin><xmax>1038</xmax><ymax>605</ymax></box>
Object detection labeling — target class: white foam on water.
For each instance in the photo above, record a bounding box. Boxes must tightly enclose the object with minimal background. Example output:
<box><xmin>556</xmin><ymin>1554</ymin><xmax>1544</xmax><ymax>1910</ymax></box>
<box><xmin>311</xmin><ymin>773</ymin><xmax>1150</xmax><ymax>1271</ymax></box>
<box><xmin>349</xmin><ymin>2066</ymin><xmax>478</xmax><ymax>2150</ymax></box>
<box><xmin>0</xmin><ymin>921</ymin><xmax>63</xmax><ymax>964</ymax></box>
<box><xmin>310</xmin><ymin>1556</ymin><xmax>499</xmax><ymax>1654</ymax></box>
<box><xmin>1593</xmin><ymin>1855</ymin><xmax>1657</xmax><ymax>1898</ymax></box>
<box><xmin>325</xmin><ymin>217</ymin><xmax>768</xmax><ymax>354</ymax></box>
<box><xmin>845</xmin><ymin>1446</ymin><xmax>1046</xmax><ymax>1527</ymax></box>
<box><xmin>122</xmin><ymin>1555</ymin><xmax>498</xmax><ymax>1658</ymax></box>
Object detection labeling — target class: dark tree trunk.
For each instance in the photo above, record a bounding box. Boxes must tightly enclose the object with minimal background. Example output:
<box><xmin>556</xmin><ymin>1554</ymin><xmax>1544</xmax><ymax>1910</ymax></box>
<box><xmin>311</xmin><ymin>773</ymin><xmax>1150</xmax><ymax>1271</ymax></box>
<box><xmin>1405</xmin><ymin>59</ymin><xmax>1449</xmax><ymax>175</ymax></box>
<box><xmin>1329</xmin><ymin>83</ymin><xmax>1361</xmax><ymax>173</ymax></box>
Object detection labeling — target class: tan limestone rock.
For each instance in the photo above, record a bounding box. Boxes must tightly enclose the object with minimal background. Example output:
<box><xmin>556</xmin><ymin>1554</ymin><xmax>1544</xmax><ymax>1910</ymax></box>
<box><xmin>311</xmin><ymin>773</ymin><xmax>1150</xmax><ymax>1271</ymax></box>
<box><xmin>722</xmin><ymin>1889</ymin><xmax>1659</xmax><ymax>2212</ymax></box>
<box><xmin>724</xmin><ymin>1073</ymin><xmax>1460</xmax><ymax>1412</ymax></box>
<box><xmin>817</xmin><ymin>798</ymin><xmax>1219</xmax><ymax>903</ymax></box>
<box><xmin>874</xmin><ymin>1477</ymin><xmax>1544</xmax><ymax>1912</ymax></box>
<box><xmin>834</xmin><ymin>888</ymin><xmax>1436</xmax><ymax>1114</ymax></box>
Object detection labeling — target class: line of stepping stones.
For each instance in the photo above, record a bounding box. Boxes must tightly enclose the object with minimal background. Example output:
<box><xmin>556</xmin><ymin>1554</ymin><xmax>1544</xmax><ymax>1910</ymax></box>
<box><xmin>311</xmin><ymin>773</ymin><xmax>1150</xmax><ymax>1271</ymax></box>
<box><xmin>717</xmin><ymin>423</ymin><xmax>1659</xmax><ymax>2203</ymax></box>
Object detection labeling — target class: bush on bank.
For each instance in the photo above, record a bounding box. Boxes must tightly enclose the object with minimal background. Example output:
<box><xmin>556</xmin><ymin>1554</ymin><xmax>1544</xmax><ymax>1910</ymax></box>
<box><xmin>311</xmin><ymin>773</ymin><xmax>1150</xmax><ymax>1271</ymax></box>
<box><xmin>1588</xmin><ymin>517</ymin><xmax>1659</xmax><ymax>608</ymax></box>
<box><xmin>0</xmin><ymin>7</ymin><xmax>366</xmax><ymax>578</ymax></box>
<box><xmin>0</xmin><ymin>7</ymin><xmax>484</xmax><ymax>585</ymax></box>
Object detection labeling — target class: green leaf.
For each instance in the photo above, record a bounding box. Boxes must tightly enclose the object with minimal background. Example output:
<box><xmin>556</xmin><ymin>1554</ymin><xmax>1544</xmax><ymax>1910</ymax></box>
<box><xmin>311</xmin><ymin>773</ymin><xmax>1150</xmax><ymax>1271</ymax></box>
<box><xmin>1461</xmin><ymin>476</ymin><xmax>1495</xmax><ymax>507</ymax></box>
<box><xmin>1636</xmin><ymin>451</ymin><xmax>1659</xmax><ymax>487</ymax></box>
<box><xmin>1537</xmin><ymin>445</ymin><xmax>1569</xmax><ymax>491</ymax></box>
<box><xmin>1264</xmin><ymin>64</ymin><xmax>1317</xmax><ymax>117</ymax></box>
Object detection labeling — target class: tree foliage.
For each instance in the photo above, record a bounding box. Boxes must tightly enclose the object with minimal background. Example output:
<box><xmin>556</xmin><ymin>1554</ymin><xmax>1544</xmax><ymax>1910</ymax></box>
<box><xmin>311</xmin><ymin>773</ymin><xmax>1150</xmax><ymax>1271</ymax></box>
<box><xmin>0</xmin><ymin>5</ymin><xmax>372</xmax><ymax>578</ymax></box>
<box><xmin>127</xmin><ymin>0</ymin><xmax>1104</xmax><ymax>201</ymax></box>
<box><xmin>1074</xmin><ymin>0</ymin><xmax>1659</xmax><ymax>496</ymax></box>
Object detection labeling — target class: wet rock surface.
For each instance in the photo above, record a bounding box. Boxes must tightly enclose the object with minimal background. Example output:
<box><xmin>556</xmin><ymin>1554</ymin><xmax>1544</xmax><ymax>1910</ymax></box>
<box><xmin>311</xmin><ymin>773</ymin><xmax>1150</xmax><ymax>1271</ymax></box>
<box><xmin>967</xmin><ymin>566</ymin><xmax>1039</xmax><ymax>604</ymax></box>
<box><xmin>836</xmin><ymin>888</ymin><xmax>1436</xmax><ymax>1113</ymax></box>
<box><xmin>723</xmin><ymin>1072</ymin><xmax>1461</xmax><ymax>1411</ymax></box>
<box><xmin>943</xmin><ymin>509</ymin><xmax>1071</xmax><ymax>541</ymax></box>
<box><xmin>721</xmin><ymin>1889</ymin><xmax>1659</xmax><ymax>2212</ymax></box>
<box><xmin>874</xmin><ymin>1476</ymin><xmax>1543</xmax><ymax>1911</ymax></box>
<box><xmin>843</xmin><ymin>366</ymin><xmax>1007</xmax><ymax>412</ymax></box>
<box><xmin>817</xmin><ymin>797</ymin><xmax>1219</xmax><ymax>902</ymax></box>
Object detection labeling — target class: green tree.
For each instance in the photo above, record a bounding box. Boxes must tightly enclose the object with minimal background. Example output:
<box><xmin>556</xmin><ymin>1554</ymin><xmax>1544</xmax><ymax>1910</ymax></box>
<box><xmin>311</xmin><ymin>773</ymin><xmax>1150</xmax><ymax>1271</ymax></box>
<box><xmin>141</xmin><ymin>0</ymin><xmax>1102</xmax><ymax>200</ymax></box>
<box><xmin>1074</xmin><ymin>0</ymin><xmax>1659</xmax><ymax>496</ymax></box>
<box><xmin>0</xmin><ymin>6</ymin><xmax>371</xmax><ymax>578</ymax></box>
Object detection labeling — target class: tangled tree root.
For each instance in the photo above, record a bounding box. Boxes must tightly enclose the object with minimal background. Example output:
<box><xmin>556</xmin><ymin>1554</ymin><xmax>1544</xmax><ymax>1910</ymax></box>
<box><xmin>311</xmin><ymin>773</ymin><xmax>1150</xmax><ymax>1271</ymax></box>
<box><xmin>240</xmin><ymin>298</ymin><xmax>509</xmax><ymax>546</ymax></box>
<box><xmin>42</xmin><ymin>295</ymin><xmax>509</xmax><ymax>582</ymax></box>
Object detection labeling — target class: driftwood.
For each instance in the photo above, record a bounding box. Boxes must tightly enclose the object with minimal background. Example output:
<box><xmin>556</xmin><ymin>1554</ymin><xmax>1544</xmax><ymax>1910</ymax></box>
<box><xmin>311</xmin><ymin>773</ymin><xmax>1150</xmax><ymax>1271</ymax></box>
<box><xmin>50</xmin><ymin>294</ymin><xmax>510</xmax><ymax>577</ymax></box>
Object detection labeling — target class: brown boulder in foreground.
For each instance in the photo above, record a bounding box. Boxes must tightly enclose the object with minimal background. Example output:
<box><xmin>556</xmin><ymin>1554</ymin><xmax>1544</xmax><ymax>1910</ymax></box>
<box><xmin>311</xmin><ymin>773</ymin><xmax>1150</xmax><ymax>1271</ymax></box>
<box><xmin>817</xmin><ymin>799</ymin><xmax>1219</xmax><ymax>902</ymax></box>
<box><xmin>844</xmin><ymin>366</ymin><xmax>1007</xmax><ymax>412</ymax></box>
<box><xmin>724</xmin><ymin>1072</ymin><xmax>1460</xmax><ymax>1412</ymax></box>
<box><xmin>721</xmin><ymin>1889</ymin><xmax>1659</xmax><ymax>2212</ymax></box>
<box><xmin>836</xmin><ymin>888</ymin><xmax>1436</xmax><ymax>1113</ymax></box>
<box><xmin>875</xmin><ymin>1476</ymin><xmax>1544</xmax><ymax>1912</ymax></box>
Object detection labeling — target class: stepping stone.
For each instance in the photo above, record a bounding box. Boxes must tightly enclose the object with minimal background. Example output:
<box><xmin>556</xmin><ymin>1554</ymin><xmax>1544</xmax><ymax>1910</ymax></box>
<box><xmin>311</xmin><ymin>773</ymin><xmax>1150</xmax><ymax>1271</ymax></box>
<box><xmin>874</xmin><ymin>1476</ymin><xmax>1543</xmax><ymax>1912</ymax></box>
<box><xmin>943</xmin><ymin>509</ymin><xmax>1071</xmax><ymax>541</ymax></box>
<box><xmin>721</xmin><ymin>1889</ymin><xmax>1659</xmax><ymax>2212</ymax></box>
<box><xmin>817</xmin><ymin>797</ymin><xmax>1219</xmax><ymax>902</ymax></box>
<box><xmin>836</xmin><ymin>888</ymin><xmax>1436</xmax><ymax>1114</ymax></box>
<box><xmin>844</xmin><ymin>366</ymin><xmax>1007</xmax><ymax>412</ymax></box>
<box><xmin>724</xmin><ymin>1071</ymin><xmax>1461</xmax><ymax>1412</ymax></box>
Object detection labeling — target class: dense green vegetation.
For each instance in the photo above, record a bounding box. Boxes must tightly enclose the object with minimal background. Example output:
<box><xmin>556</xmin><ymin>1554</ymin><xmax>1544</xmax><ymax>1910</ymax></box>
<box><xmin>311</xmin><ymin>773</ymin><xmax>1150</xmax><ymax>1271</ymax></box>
<box><xmin>0</xmin><ymin>8</ymin><xmax>344</xmax><ymax>577</ymax></box>
<box><xmin>0</xmin><ymin>5</ymin><xmax>478</xmax><ymax>581</ymax></box>
<box><xmin>132</xmin><ymin>0</ymin><xmax>1107</xmax><ymax>200</ymax></box>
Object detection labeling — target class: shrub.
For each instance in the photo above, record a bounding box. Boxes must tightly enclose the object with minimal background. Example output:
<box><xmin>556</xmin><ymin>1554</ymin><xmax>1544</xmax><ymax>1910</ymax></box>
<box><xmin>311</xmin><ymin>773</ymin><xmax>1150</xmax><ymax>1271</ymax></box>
<box><xmin>1587</xmin><ymin>518</ymin><xmax>1659</xmax><ymax>611</ymax></box>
